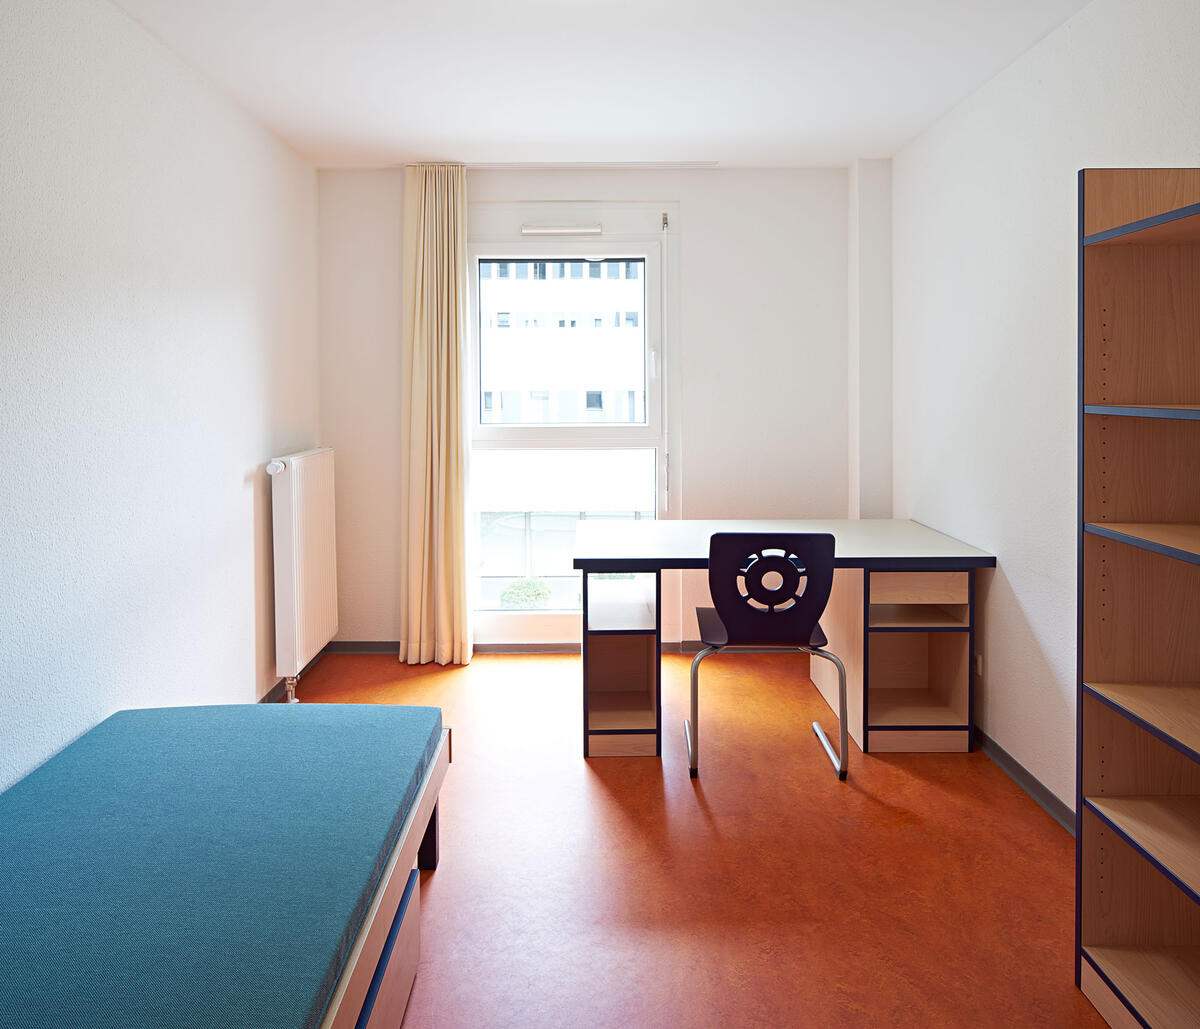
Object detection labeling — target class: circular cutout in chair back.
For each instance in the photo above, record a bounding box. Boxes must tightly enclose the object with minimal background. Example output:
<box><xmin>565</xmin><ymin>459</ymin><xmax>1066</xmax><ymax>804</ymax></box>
<box><xmin>737</xmin><ymin>551</ymin><xmax>807</xmax><ymax>612</ymax></box>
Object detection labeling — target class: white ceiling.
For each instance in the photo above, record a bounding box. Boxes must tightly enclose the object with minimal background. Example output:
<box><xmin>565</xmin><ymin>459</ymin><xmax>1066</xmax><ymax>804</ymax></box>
<box><xmin>111</xmin><ymin>0</ymin><xmax>1090</xmax><ymax>168</ymax></box>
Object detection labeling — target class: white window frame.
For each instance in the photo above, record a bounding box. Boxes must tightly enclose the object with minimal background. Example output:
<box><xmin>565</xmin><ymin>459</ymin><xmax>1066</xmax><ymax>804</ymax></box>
<box><xmin>467</xmin><ymin>202</ymin><xmax>674</xmax><ymax>643</ymax></box>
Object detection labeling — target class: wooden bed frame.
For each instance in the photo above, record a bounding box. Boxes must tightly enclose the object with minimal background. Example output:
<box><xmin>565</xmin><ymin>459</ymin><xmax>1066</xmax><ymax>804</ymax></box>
<box><xmin>320</xmin><ymin>727</ymin><xmax>451</xmax><ymax>1028</ymax></box>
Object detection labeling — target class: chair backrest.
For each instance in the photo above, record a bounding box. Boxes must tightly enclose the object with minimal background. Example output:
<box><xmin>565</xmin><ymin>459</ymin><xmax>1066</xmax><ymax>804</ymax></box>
<box><xmin>707</xmin><ymin>532</ymin><xmax>835</xmax><ymax>647</ymax></box>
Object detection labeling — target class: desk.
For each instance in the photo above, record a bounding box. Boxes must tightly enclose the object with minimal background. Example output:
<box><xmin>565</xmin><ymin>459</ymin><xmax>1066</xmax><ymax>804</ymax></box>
<box><xmin>573</xmin><ymin>519</ymin><xmax>996</xmax><ymax>758</ymax></box>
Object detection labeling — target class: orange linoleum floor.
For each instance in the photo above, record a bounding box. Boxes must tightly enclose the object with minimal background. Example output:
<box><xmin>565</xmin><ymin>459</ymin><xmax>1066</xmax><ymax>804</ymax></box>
<box><xmin>298</xmin><ymin>653</ymin><xmax>1101</xmax><ymax>1029</ymax></box>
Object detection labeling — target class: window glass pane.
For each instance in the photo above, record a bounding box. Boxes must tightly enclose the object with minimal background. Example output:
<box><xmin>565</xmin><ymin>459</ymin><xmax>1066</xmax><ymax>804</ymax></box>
<box><xmin>478</xmin><ymin>512</ymin><xmax>526</xmax><ymax>578</ymax></box>
<box><xmin>531</xmin><ymin>513</ymin><xmax>577</xmax><ymax>576</ymax></box>
<box><xmin>472</xmin><ymin>448</ymin><xmax>656</xmax><ymax>611</ymax></box>
<box><xmin>477</xmin><ymin>257</ymin><xmax>646</xmax><ymax>425</ymax></box>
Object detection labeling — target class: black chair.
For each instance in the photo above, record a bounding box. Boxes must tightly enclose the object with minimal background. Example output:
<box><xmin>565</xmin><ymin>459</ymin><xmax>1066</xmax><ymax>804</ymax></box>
<box><xmin>684</xmin><ymin>533</ymin><xmax>848</xmax><ymax>780</ymax></box>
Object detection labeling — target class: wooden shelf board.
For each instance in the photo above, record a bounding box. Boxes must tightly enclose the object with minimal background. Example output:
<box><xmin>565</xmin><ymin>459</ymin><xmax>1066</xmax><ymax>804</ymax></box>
<box><xmin>867</xmin><ymin>604</ymin><xmax>968</xmax><ymax>630</ymax></box>
<box><xmin>1085</xmin><ymin>404</ymin><xmax>1200</xmax><ymax>421</ymax></box>
<box><xmin>1087</xmin><ymin>796</ymin><xmax>1200</xmax><ymax>900</ymax></box>
<box><xmin>1085</xmin><ymin>522</ymin><xmax>1200</xmax><ymax>564</ymax></box>
<box><xmin>586</xmin><ymin>575</ymin><xmax>655</xmax><ymax>632</ymax></box>
<box><xmin>867</xmin><ymin>688</ymin><xmax>966</xmax><ymax>727</ymax></box>
<box><xmin>1086</xmin><ymin>682</ymin><xmax>1200</xmax><ymax>758</ymax></box>
<box><xmin>1083</xmin><ymin>945</ymin><xmax>1200</xmax><ymax>1028</ymax></box>
<box><xmin>587</xmin><ymin>690</ymin><xmax>656</xmax><ymax>730</ymax></box>
<box><xmin>1085</xmin><ymin>200</ymin><xmax>1200</xmax><ymax>246</ymax></box>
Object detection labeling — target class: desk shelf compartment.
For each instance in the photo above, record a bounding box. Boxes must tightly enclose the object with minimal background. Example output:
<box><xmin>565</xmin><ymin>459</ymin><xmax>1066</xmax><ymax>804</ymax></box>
<box><xmin>868</xmin><ymin>604</ymin><xmax>969</xmax><ymax>630</ymax></box>
<box><xmin>583</xmin><ymin>572</ymin><xmax>660</xmax><ymax>758</ymax></box>
<box><xmin>866</xmin><ymin>630</ymin><xmax>970</xmax><ymax>753</ymax></box>
<box><xmin>585</xmin><ymin>573</ymin><xmax>657</xmax><ymax>633</ymax></box>
<box><xmin>859</xmin><ymin>570</ymin><xmax>973</xmax><ymax>753</ymax></box>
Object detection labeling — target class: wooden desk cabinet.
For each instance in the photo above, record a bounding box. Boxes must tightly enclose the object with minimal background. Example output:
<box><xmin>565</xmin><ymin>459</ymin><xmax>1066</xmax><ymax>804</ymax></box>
<box><xmin>811</xmin><ymin>569</ymin><xmax>976</xmax><ymax>753</ymax></box>
<box><xmin>582</xmin><ymin>572</ymin><xmax>661</xmax><ymax>757</ymax></box>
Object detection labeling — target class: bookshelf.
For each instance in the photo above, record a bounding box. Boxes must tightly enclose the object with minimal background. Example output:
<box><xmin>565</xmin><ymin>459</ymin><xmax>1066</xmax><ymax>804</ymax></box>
<box><xmin>1078</xmin><ymin>168</ymin><xmax>1200</xmax><ymax>1027</ymax></box>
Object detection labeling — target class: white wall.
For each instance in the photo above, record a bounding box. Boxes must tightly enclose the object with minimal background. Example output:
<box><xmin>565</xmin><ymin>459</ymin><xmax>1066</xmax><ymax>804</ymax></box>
<box><xmin>892</xmin><ymin>0</ymin><xmax>1200</xmax><ymax>804</ymax></box>
<box><xmin>0</xmin><ymin>0</ymin><xmax>319</xmax><ymax>790</ymax></box>
<box><xmin>318</xmin><ymin>167</ymin><xmax>848</xmax><ymax>641</ymax></box>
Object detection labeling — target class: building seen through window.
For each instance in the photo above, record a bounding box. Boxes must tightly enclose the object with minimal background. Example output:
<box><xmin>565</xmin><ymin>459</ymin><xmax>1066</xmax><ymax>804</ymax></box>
<box><xmin>476</xmin><ymin>257</ymin><xmax>646</xmax><ymax>426</ymax></box>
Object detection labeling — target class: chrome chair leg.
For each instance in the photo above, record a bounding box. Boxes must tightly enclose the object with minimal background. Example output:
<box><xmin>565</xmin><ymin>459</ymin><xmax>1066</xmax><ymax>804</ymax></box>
<box><xmin>685</xmin><ymin>645</ymin><xmax>719</xmax><ymax>778</ymax></box>
<box><xmin>805</xmin><ymin>646</ymin><xmax>849</xmax><ymax>781</ymax></box>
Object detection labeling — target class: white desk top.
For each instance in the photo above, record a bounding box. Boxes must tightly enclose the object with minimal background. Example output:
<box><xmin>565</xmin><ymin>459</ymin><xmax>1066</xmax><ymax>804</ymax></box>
<box><xmin>573</xmin><ymin>518</ymin><xmax>995</xmax><ymax>571</ymax></box>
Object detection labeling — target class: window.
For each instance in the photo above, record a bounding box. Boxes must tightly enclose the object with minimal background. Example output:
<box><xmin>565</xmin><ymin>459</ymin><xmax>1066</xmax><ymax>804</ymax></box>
<box><xmin>516</xmin><ymin>262</ymin><xmax>529</xmax><ymax>279</ymax></box>
<box><xmin>497</xmin><ymin>263</ymin><xmax>510</xmax><ymax>279</ymax></box>
<box><xmin>496</xmin><ymin>311</ymin><xmax>510</xmax><ymax>328</ymax></box>
<box><xmin>469</xmin><ymin>209</ymin><xmax>667</xmax><ymax>641</ymax></box>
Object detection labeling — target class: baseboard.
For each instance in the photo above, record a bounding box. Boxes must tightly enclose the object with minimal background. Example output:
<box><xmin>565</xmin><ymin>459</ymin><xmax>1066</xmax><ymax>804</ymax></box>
<box><xmin>975</xmin><ymin>728</ymin><xmax>1074</xmax><ymax>834</ymax></box>
<box><xmin>324</xmin><ymin>641</ymin><xmax>402</xmax><ymax>654</ymax></box>
<box><xmin>474</xmin><ymin>643</ymin><xmax>580</xmax><ymax>654</ymax></box>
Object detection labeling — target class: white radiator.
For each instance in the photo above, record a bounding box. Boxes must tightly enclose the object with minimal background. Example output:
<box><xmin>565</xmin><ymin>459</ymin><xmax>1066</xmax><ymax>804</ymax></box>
<box><xmin>267</xmin><ymin>447</ymin><xmax>338</xmax><ymax>701</ymax></box>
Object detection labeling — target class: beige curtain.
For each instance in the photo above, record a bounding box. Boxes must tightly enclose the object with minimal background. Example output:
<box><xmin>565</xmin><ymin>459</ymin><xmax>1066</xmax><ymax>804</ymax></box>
<box><xmin>399</xmin><ymin>163</ymin><xmax>472</xmax><ymax>665</ymax></box>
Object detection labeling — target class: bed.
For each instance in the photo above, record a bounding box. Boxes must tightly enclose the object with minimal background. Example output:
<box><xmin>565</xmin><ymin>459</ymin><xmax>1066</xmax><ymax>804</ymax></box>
<box><xmin>0</xmin><ymin>703</ymin><xmax>450</xmax><ymax>1029</ymax></box>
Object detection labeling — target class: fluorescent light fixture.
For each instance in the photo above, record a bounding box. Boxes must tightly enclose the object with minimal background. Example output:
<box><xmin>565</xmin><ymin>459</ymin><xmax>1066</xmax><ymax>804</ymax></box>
<box><xmin>520</xmin><ymin>223</ymin><xmax>603</xmax><ymax>236</ymax></box>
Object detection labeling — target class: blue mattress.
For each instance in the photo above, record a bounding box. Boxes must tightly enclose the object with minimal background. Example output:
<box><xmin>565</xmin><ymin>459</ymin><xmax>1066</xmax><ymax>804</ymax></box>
<box><xmin>0</xmin><ymin>703</ymin><xmax>443</xmax><ymax>1029</ymax></box>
